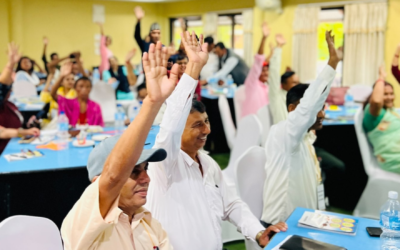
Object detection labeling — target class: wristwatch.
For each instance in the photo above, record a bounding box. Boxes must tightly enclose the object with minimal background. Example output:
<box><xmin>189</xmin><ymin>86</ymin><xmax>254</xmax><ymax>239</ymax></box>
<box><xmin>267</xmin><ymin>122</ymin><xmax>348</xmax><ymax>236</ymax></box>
<box><xmin>256</xmin><ymin>230</ymin><xmax>265</xmax><ymax>246</ymax></box>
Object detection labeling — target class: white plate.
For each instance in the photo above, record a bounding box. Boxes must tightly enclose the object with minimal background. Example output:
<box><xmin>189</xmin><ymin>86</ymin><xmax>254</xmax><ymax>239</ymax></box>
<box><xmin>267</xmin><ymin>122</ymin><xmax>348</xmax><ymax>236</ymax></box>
<box><xmin>92</xmin><ymin>134</ymin><xmax>111</xmax><ymax>142</ymax></box>
<box><xmin>72</xmin><ymin>140</ymin><xmax>95</xmax><ymax>147</ymax></box>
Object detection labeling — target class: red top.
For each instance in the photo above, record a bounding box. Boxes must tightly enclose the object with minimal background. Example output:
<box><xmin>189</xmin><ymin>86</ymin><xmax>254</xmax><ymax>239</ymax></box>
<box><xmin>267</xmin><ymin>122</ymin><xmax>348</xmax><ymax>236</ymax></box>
<box><xmin>78</xmin><ymin>112</ymin><xmax>87</xmax><ymax>125</ymax></box>
<box><xmin>167</xmin><ymin>71</ymin><xmax>201</xmax><ymax>101</ymax></box>
<box><xmin>0</xmin><ymin>101</ymin><xmax>22</xmax><ymax>154</ymax></box>
<box><xmin>392</xmin><ymin>65</ymin><xmax>400</xmax><ymax>84</ymax></box>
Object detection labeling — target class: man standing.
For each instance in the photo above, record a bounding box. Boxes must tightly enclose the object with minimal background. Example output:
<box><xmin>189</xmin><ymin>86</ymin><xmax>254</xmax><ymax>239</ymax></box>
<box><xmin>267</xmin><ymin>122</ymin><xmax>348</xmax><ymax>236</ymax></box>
<box><xmin>205</xmin><ymin>42</ymin><xmax>249</xmax><ymax>86</ymax></box>
<box><xmin>199</xmin><ymin>36</ymin><xmax>218</xmax><ymax>82</ymax></box>
<box><xmin>61</xmin><ymin>42</ymin><xmax>178</xmax><ymax>250</ymax></box>
<box><xmin>261</xmin><ymin>31</ymin><xmax>342</xmax><ymax>225</ymax></box>
<box><xmin>146</xmin><ymin>31</ymin><xmax>287</xmax><ymax>250</ymax></box>
<box><xmin>134</xmin><ymin>6</ymin><xmax>162</xmax><ymax>54</ymax></box>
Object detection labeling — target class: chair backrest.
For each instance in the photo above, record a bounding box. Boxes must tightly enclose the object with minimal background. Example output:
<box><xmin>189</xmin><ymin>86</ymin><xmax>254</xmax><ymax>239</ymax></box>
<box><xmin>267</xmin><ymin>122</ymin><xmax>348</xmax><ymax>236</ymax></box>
<box><xmin>354</xmin><ymin>108</ymin><xmax>379</xmax><ymax>176</ymax></box>
<box><xmin>256</xmin><ymin>104</ymin><xmax>273</xmax><ymax>146</ymax></box>
<box><xmin>89</xmin><ymin>80</ymin><xmax>116</xmax><ymax>123</ymax></box>
<box><xmin>0</xmin><ymin>215</ymin><xmax>63</xmax><ymax>250</ymax></box>
<box><xmin>233</xmin><ymin>85</ymin><xmax>246</xmax><ymax>124</ymax></box>
<box><xmin>236</xmin><ymin>146</ymin><xmax>266</xmax><ymax>218</ymax></box>
<box><xmin>348</xmin><ymin>85</ymin><xmax>372</xmax><ymax>103</ymax></box>
<box><xmin>12</xmin><ymin>81</ymin><xmax>37</xmax><ymax>98</ymax></box>
<box><xmin>223</xmin><ymin>114</ymin><xmax>263</xmax><ymax>183</ymax></box>
<box><xmin>218</xmin><ymin>95</ymin><xmax>236</xmax><ymax>150</ymax></box>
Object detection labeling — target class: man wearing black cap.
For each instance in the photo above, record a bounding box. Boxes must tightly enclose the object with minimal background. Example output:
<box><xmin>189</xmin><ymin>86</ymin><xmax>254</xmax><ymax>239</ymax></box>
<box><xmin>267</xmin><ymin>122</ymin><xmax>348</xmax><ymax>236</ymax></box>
<box><xmin>61</xmin><ymin>40</ymin><xmax>179</xmax><ymax>250</ymax></box>
<box><xmin>134</xmin><ymin>6</ymin><xmax>162</xmax><ymax>54</ymax></box>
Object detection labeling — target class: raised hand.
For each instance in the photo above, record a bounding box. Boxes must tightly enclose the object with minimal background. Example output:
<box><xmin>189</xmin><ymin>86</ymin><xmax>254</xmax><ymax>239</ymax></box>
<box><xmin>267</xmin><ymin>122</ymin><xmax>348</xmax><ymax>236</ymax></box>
<box><xmin>181</xmin><ymin>31</ymin><xmax>208</xmax><ymax>67</ymax></box>
<box><xmin>258</xmin><ymin>222</ymin><xmax>288</xmax><ymax>248</ymax></box>
<box><xmin>379</xmin><ymin>65</ymin><xmax>387</xmax><ymax>80</ymax></box>
<box><xmin>134</xmin><ymin>6</ymin><xmax>145</xmax><ymax>20</ymax></box>
<box><xmin>262</xmin><ymin>22</ymin><xmax>270</xmax><ymax>38</ymax></box>
<box><xmin>60</xmin><ymin>61</ymin><xmax>73</xmax><ymax>77</ymax></box>
<box><xmin>125</xmin><ymin>48</ymin><xmax>136</xmax><ymax>63</ymax></box>
<box><xmin>142</xmin><ymin>42</ymin><xmax>178</xmax><ymax>104</ymax></box>
<box><xmin>276</xmin><ymin>34</ymin><xmax>286</xmax><ymax>47</ymax></box>
<box><xmin>7</xmin><ymin>42</ymin><xmax>21</xmax><ymax>66</ymax></box>
<box><xmin>326</xmin><ymin>30</ymin><xmax>340</xmax><ymax>70</ymax></box>
<box><xmin>43</xmin><ymin>37</ymin><xmax>49</xmax><ymax>45</ymax></box>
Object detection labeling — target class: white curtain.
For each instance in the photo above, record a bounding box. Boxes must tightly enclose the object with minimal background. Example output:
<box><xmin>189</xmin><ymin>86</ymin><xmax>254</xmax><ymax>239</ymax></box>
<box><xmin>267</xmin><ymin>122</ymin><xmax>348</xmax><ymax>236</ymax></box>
<box><xmin>342</xmin><ymin>3</ymin><xmax>387</xmax><ymax>86</ymax></box>
<box><xmin>243</xmin><ymin>9</ymin><xmax>254</xmax><ymax>66</ymax></box>
<box><xmin>292</xmin><ymin>6</ymin><xmax>320</xmax><ymax>82</ymax></box>
<box><xmin>202</xmin><ymin>13</ymin><xmax>218</xmax><ymax>38</ymax></box>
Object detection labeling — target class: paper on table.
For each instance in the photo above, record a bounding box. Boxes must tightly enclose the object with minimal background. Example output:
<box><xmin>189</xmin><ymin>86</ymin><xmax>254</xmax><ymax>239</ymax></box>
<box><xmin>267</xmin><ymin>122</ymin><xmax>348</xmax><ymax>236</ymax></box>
<box><xmin>4</xmin><ymin>151</ymin><xmax>44</xmax><ymax>162</ymax></box>
<box><xmin>271</xmin><ymin>235</ymin><xmax>293</xmax><ymax>250</ymax></box>
<box><xmin>31</xmin><ymin>136</ymin><xmax>54</xmax><ymax>145</ymax></box>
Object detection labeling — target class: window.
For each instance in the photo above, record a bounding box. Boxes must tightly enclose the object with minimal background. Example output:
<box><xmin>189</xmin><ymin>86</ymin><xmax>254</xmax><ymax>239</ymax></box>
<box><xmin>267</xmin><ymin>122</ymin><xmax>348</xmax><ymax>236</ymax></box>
<box><xmin>170</xmin><ymin>17</ymin><xmax>203</xmax><ymax>51</ymax></box>
<box><xmin>317</xmin><ymin>8</ymin><xmax>344</xmax><ymax>86</ymax></box>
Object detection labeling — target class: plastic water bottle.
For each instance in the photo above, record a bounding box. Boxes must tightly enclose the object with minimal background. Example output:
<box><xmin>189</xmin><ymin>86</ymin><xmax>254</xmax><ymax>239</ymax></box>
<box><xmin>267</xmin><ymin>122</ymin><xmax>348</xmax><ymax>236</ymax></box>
<box><xmin>114</xmin><ymin>104</ymin><xmax>125</xmax><ymax>135</ymax></box>
<box><xmin>226</xmin><ymin>75</ymin><xmax>234</xmax><ymax>86</ymax></box>
<box><xmin>92</xmin><ymin>68</ymin><xmax>100</xmax><ymax>83</ymax></box>
<box><xmin>380</xmin><ymin>191</ymin><xmax>400</xmax><ymax>250</ymax></box>
<box><xmin>129</xmin><ymin>106</ymin><xmax>139</xmax><ymax>121</ymax></box>
<box><xmin>344</xmin><ymin>93</ymin><xmax>354</xmax><ymax>109</ymax></box>
<box><xmin>57</xmin><ymin>111</ymin><xmax>69</xmax><ymax>148</ymax></box>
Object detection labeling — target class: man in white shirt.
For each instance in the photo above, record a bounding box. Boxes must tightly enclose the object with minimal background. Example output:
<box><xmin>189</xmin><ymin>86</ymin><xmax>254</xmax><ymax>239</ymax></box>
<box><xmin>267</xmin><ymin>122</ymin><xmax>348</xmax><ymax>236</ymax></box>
<box><xmin>146</xmin><ymin>31</ymin><xmax>287</xmax><ymax>250</ymax></box>
<box><xmin>261</xmin><ymin>31</ymin><xmax>342</xmax><ymax>225</ymax></box>
<box><xmin>199</xmin><ymin>36</ymin><xmax>218</xmax><ymax>81</ymax></box>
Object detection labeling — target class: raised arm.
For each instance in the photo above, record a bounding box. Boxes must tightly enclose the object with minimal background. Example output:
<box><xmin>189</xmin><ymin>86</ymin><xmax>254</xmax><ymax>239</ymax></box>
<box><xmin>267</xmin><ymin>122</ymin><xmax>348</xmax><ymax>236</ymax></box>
<box><xmin>125</xmin><ymin>49</ymin><xmax>138</xmax><ymax>86</ymax></box>
<box><xmin>73</xmin><ymin>52</ymin><xmax>88</xmax><ymax>77</ymax></box>
<box><xmin>0</xmin><ymin>43</ymin><xmax>20</xmax><ymax>85</ymax></box>
<box><xmin>391</xmin><ymin>43</ymin><xmax>400</xmax><ymax>84</ymax></box>
<box><xmin>153</xmin><ymin>31</ymin><xmax>208</xmax><ymax>173</ymax></box>
<box><xmin>134</xmin><ymin>6</ymin><xmax>145</xmax><ymax>54</ymax></box>
<box><xmin>42</xmin><ymin>37</ymin><xmax>49</xmax><ymax>73</ymax></box>
<box><xmin>285</xmin><ymin>31</ymin><xmax>340</xmax><ymax>151</ymax></box>
<box><xmin>50</xmin><ymin>62</ymin><xmax>72</xmax><ymax>101</ymax></box>
<box><xmin>98</xmin><ymin>41</ymin><xmax>178</xmax><ymax>218</ymax></box>
<box><xmin>33</xmin><ymin>60</ymin><xmax>46</xmax><ymax>74</ymax></box>
<box><xmin>369</xmin><ymin>66</ymin><xmax>387</xmax><ymax>116</ymax></box>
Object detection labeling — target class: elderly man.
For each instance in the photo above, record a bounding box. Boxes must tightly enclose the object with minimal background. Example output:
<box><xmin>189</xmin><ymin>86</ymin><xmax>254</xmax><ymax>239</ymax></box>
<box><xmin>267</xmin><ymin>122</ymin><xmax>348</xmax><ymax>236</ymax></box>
<box><xmin>146</xmin><ymin>31</ymin><xmax>287</xmax><ymax>250</ymax></box>
<box><xmin>61</xmin><ymin>41</ymin><xmax>179</xmax><ymax>250</ymax></box>
<box><xmin>134</xmin><ymin>6</ymin><xmax>162</xmax><ymax>54</ymax></box>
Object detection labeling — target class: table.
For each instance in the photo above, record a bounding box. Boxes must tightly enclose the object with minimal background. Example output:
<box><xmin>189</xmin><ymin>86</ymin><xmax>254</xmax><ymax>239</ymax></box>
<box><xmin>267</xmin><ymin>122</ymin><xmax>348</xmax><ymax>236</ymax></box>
<box><xmin>323</xmin><ymin>106</ymin><xmax>357</xmax><ymax>126</ymax></box>
<box><xmin>0</xmin><ymin>126</ymin><xmax>159</xmax><ymax>227</ymax></box>
<box><xmin>11</xmin><ymin>96</ymin><xmax>45</xmax><ymax>113</ymax></box>
<box><xmin>266</xmin><ymin>207</ymin><xmax>380</xmax><ymax>250</ymax></box>
<box><xmin>200</xmin><ymin>87</ymin><xmax>235</xmax><ymax>100</ymax></box>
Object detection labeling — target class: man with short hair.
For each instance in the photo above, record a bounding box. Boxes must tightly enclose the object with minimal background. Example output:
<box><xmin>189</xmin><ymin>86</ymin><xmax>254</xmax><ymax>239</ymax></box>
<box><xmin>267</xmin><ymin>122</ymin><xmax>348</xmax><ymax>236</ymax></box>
<box><xmin>61</xmin><ymin>41</ymin><xmax>178</xmax><ymax>250</ymax></box>
<box><xmin>261</xmin><ymin>31</ymin><xmax>342</xmax><ymax>225</ymax></box>
<box><xmin>205</xmin><ymin>42</ymin><xmax>249</xmax><ymax>86</ymax></box>
<box><xmin>134</xmin><ymin>6</ymin><xmax>162</xmax><ymax>54</ymax></box>
<box><xmin>146</xmin><ymin>31</ymin><xmax>287</xmax><ymax>250</ymax></box>
<box><xmin>199</xmin><ymin>36</ymin><xmax>218</xmax><ymax>81</ymax></box>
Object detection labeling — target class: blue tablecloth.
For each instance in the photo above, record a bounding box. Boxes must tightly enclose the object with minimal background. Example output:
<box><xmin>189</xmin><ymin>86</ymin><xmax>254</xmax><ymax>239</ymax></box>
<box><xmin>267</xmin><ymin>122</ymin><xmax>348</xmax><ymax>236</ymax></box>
<box><xmin>0</xmin><ymin>126</ymin><xmax>159</xmax><ymax>174</ymax></box>
<box><xmin>323</xmin><ymin>106</ymin><xmax>358</xmax><ymax>126</ymax></box>
<box><xmin>201</xmin><ymin>87</ymin><xmax>235</xmax><ymax>100</ymax></box>
<box><xmin>265</xmin><ymin>207</ymin><xmax>380</xmax><ymax>250</ymax></box>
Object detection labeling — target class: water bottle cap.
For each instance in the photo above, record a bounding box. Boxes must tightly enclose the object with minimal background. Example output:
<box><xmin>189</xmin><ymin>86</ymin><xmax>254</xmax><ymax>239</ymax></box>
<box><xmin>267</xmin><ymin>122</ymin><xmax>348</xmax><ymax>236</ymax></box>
<box><xmin>60</xmin><ymin>111</ymin><xmax>65</xmax><ymax>115</ymax></box>
<box><xmin>117</xmin><ymin>104</ymin><xmax>122</xmax><ymax>107</ymax></box>
<box><xmin>139</xmin><ymin>101</ymin><xmax>143</xmax><ymax>104</ymax></box>
<box><xmin>389</xmin><ymin>191</ymin><xmax>398</xmax><ymax>199</ymax></box>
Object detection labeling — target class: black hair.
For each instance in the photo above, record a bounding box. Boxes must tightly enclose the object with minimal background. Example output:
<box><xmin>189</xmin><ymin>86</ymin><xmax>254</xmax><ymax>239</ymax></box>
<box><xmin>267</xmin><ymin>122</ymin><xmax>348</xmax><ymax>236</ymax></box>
<box><xmin>363</xmin><ymin>81</ymin><xmax>394</xmax><ymax>109</ymax></box>
<box><xmin>215</xmin><ymin>42</ymin><xmax>225</xmax><ymax>50</ymax></box>
<box><xmin>204</xmin><ymin>36</ymin><xmax>214</xmax><ymax>44</ymax></box>
<box><xmin>281</xmin><ymin>71</ymin><xmax>295</xmax><ymax>85</ymax></box>
<box><xmin>190</xmin><ymin>100</ymin><xmax>206</xmax><ymax>113</ymax></box>
<box><xmin>74</xmin><ymin>76</ymin><xmax>92</xmax><ymax>88</ymax></box>
<box><xmin>15</xmin><ymin>56</ymin><xmax>34</xmax><ymax>74</ymax></box>
<box><xmin>176</xmin><ymin>54</ymin><xmax>188</xmax><ymax>61</ymax></box>
<box><xmin>50</xmin><ymin>53</ymin><xmax>58</xmax><ymax>60</ymax></box>
<box><xmin>286</xmin><ymin>83</ymin><xmax>309</xmax><ymax>109</ymax></box>
<box><xmin>137</xmin><ymin>82</ymin><xmax>146</xmax><ymax>92</ymax></box>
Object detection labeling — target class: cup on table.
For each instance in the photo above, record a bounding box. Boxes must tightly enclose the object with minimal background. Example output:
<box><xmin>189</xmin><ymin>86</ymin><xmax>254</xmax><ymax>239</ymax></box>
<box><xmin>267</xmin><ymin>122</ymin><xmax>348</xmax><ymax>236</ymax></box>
<box><xmin>76</xmin><ymin>130</ymin><xmax>87</xmax><ymax>145</ymax></box>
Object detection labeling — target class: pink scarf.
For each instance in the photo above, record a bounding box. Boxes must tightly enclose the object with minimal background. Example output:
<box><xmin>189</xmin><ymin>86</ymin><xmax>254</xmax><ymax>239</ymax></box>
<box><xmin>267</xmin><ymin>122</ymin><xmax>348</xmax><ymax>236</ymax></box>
<box><xmin>58</xmin><ymin>96</ymin><xmax>104</xmax><ymax>127</ymax></box>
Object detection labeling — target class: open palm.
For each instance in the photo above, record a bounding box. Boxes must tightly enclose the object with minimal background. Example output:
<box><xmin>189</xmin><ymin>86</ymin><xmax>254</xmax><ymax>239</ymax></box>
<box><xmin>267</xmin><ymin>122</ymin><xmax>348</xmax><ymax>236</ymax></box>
<box><xmin>8</xmin><ymin>42</ymin><xmax>21</xmax><ymax>65</ymax></box>
<box><xmin>181</xmin><ymin>31</ymin><xmax>208</xmax><ymax>67</ymax></box>
<box><xmin>143</xmin><ymin>42</ymin><xmax>178</xmax><ymax>103</ymax></box>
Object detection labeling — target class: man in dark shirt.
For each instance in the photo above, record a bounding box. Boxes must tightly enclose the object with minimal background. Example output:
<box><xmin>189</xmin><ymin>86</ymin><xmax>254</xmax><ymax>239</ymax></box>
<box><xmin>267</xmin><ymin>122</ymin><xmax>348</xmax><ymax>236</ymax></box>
<box><xmin>134</xmin><ymin>6</ymin><xmax>162</xmax><ymax>54</ymax></box>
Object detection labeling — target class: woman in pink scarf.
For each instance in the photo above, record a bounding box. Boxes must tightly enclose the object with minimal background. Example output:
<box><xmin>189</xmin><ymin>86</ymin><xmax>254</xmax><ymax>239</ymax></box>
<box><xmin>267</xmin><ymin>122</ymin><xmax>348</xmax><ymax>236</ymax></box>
<box><xmin>97</xmin><ymin>22</ymin><xmax>113</xmax><ymax>77</ymax></box>
<box><xmin>51</xmin><ymin>62</ymin><xmax>104</xmax><ymax>127</ymax></box>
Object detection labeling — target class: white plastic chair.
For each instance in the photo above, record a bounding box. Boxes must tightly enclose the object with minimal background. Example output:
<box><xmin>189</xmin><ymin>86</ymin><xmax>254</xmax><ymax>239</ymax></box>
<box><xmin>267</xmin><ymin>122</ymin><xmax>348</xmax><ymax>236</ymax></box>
<box><xmin>0</xmin><ymin>215</ymin><xmax>63</xmax><ymax>250</ymax></box>
<box><xmin>218</xmin><ymin>95</ymin><xmax>236</xmax><ymax>149</ymax></box>
<box><xmin>233</xmin><ymin>85</ymin><xmax>246</xmax><ymax>125</ymax></box>
<box><xmin>89</xmin><ymin>80</ymin><xmax>116</xmax><ymax>123</ymax></box>
<box><xmin>353</xmin><ymin>108</ymin><xmax>400</xmax><ymax>219</ymax></box>
<box><xmin>12</xmin><ymin>81</ymin><xmax>37</xmax><ymax>97</ymax></box>
<box><xmin>347</xmin><ymin>85</ymin><xmax>372</xmax><ymax>103</ymax></box>
<box><xmin>236</xmin><ymin>146</ymin><xmax>266</xmax><ymax>250</ymax></box>
<box><xmin>257</xmin><ymin>104</ymin><xmax>273</xmax><ymax>147</ymax></box>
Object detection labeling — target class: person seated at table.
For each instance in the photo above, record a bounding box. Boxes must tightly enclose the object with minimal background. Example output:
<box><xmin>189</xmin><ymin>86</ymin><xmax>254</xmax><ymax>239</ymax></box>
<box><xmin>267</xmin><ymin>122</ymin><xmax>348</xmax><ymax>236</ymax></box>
<box><xmin>70</xmin><ymin>52</ymin><xmax>89</xmax><ymax>80</ymax></box>
<box><xmin>146</xmin><ymin>31</ymin><xmax>287</xmax><ymax>250</ymax></box>
<box><xmin>62</xmin><ymin>41</ymin><xmax>177</xmax><ymax>249</ymax></box>
<box><xmin>102</xmin><ymin>50</ymin><xmax>138</xmax><ymax>100</ymax></box>
<box><xmin>363</xmin><ymin>67</ymin><xmax>400</xmax><ymax>174</ymax></box>
<box><xmin>134</xmin><ymin>6</ymin><xmax>162</xmax><ymax>54</ymax></box>
<box><xmin>0</xmin><ymin>43</ymin><xmax>40</xmax><ymax>154</ymax></box>
<box><xmin>14</xmin><ymin>56</ymin><xmax>45</xmax><ymax>86</ymax></box>
<box><xmin>241</xmin><ymin>23</ymin><xmax>285</xmax><ymax>118</ymax></box>
<box><xmin>261</xmin><ymin>31</ymin><xmax>341</xmax><ymax>225</ymax></box>
<box><xmin>41</xmin><ymin>37</ymin><xmax>69</xmax><ymax>75</ymax></box>
<box><xmin>51</xmin><ymin>62</ymin><xmax>104</xmax><ymax>127</ymax></box>
<box><xmin>40</xmin><ymin>65</ymin><xmax>77</xmax><ymax>119</ymax></box>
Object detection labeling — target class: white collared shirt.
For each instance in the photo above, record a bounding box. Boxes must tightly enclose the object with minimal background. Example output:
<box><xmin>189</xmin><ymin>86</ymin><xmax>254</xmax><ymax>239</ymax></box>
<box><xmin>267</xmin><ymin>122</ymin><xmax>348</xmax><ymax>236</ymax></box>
<box><xmin>261</xmin><ymin>65</ymin><xmax>336</xmax><ymax>224</ymax></box>
<box><xmin>146</xmin><ymin>74</ymin><xmax>264</xmax><ymax>250</ymax></box>
<box><xmin>200</xmin><ymin>52</ymin><xmax>219</xmax><ymax>80</ymax></box>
